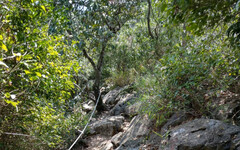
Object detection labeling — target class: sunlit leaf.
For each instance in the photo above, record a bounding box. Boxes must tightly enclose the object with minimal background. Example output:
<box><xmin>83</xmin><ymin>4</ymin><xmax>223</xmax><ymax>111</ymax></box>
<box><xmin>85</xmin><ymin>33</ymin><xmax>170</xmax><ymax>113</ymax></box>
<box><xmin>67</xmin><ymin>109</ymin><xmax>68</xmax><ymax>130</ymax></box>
<box><xmin>5</xmin><ymin>99</ymin><xmax>20</xmax><ymax>107</ymax></box>
<box><xmin>16</xmin><ymin>56</ymin><xmax>21</xmax><ymax>61</ymax></box>
<box><xmin>5</xmin><ymin>93</ymin><xmax>10</xmax><ymax>98</ymax></box>
<box><xmin>49</xmin><ymin>50</ymin><xmax>58</xmax><ymax>56</ymax></box>
<box><xmin>36</xmin><ymin>72</ymin><xmax>42</xmax><ymax>77</ymax></box>
<box><xmin>41</xmin><ymin>5</ymin><xmax>46</xmax><ymax>12</ymax></box>
<box><xmin>2</xmin><ymin>43</ymin><xmax>8</xmax><ymax>52</ymax></box>
<box><xmin>25</xmin><ymin>70</ymin><xmax>31</xmax><ymax>74</ymax></box>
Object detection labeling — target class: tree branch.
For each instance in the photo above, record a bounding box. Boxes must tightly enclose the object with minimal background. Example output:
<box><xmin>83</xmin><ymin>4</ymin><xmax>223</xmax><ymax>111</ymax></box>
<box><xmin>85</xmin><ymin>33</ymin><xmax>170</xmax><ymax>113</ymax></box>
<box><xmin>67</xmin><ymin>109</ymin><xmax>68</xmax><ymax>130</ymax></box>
<box><xmin>82</xmin><ymin>47</ymin><xmax>97</xmax><ymax>70</ymax></box>
<box><xmin>97</xmin><ymin>39</ymin><xmax>108</xmax><ymax>71</ymax></box>
<box><xmin>147</xmin><ymin>0</ymin><xmax>155</xmax><ymax>39</ymax></box>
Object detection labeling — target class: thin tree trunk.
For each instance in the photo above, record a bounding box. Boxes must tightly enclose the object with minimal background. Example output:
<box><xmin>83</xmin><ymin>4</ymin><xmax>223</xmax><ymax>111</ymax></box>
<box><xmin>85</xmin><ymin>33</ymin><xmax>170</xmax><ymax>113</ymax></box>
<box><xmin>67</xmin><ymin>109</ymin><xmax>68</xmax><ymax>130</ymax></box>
<box><xmin>78</xmin><ymin>41</ymin><xmax>106</xmax><ymax>112</ymax></box>
<box><xmin>147</xmin><ymin>0</ymin><xmax>154</xmax><ymax>39</ymax></box>
<box><xmin>93</xmin><ymin>68</ymin><xmax>104</xmax><ymax>111</ymax></box>
<box><xmin>93</xmin><ymin>41</ymin><xmax>107</xmax><ymax>112</ymax></box>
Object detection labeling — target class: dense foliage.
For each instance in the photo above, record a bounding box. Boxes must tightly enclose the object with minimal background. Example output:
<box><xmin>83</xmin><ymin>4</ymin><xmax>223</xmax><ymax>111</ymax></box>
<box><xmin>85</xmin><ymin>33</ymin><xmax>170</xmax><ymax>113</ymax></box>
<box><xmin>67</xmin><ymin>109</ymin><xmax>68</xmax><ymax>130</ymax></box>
<box><xmin>1</xmin><ymin>0</ymin><xmax>240</xmax><ymax>149</ymax></box>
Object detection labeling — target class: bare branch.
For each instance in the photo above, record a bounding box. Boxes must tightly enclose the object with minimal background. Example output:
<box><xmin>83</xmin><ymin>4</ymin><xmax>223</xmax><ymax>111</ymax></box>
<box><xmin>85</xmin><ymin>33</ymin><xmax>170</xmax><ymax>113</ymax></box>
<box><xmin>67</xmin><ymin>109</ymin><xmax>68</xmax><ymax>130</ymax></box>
<box><xmin>82</xmin><ymin>48</ymin><xmax>97</xmax><ymax>70</ymax></box>
<box><xmin>147</xmin><ymin>0</ymin><xmax>155</xmax><ymax>39</ymax></box>
<box><xmin>3</xmin><ymin>132</ymin><xmax>36</xmax><ymax>138</ymax></box>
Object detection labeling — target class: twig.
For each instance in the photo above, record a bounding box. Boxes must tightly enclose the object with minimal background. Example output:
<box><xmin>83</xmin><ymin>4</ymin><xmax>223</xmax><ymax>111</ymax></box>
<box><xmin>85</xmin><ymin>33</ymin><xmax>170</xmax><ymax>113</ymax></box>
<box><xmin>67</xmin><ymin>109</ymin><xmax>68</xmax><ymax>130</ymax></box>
<box><xmin>3</xmin><ymin>132</ymin><xmax>35</xmax><ymax>138</ymax></box>
<box><xmin>232</xmin><ymin>109</ymin><xmax>240</xmax><ymax>125</ymax></box>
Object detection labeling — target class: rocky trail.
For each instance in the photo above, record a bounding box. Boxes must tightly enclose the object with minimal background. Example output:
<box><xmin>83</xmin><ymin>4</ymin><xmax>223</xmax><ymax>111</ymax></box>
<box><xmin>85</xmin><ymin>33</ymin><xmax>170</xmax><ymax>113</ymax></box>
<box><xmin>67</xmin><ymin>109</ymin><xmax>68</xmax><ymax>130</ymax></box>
<box><xmin>73</xmin><ymin>86</ymin><xmax>240</xmax><ymax>150</ymax></box>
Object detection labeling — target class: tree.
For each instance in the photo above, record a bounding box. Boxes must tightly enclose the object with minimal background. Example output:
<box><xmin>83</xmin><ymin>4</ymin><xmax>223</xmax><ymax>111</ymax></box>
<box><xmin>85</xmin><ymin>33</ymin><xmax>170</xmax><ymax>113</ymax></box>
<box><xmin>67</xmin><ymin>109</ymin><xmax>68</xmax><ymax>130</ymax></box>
<box><xmin>0</xmin><ymin>0</ymin><xmax>83</xmax><ymax>149</ymax></box>
<box><xmin>52</xmin><ymin>0</ymin><xmax>142</xmax><ymax>111</ymax></box>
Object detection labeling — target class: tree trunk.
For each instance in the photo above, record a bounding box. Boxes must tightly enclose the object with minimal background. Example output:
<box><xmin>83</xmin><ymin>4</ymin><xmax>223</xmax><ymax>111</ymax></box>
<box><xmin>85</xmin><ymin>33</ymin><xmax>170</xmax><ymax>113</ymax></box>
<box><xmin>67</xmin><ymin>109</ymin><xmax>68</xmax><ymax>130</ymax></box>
<box><xmin>93</xmin><ymin>68</ymin><xmax>105</xmax><ymax>112</ymax></box>
<box><xmin>93</xmin><ymin>42</ymin><xmax>107</xmax><ymax>112</ymax></box>
<box><xmin>81</xmin><ymin>41</ymin><xmax>107</xmax><ymax>112</ymax></box>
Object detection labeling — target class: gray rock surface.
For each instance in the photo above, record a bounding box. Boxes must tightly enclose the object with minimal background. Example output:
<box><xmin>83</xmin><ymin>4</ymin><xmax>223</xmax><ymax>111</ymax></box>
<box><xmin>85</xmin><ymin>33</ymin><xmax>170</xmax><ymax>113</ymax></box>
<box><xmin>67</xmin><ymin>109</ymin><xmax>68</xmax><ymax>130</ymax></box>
<box><xmin>161</xmin><ymin>112</ymin><xmax>189</xmax><ymax>135</ymax></box>
<box><xmin>111</xmin><ymin>132</ymin><xmax>124</xmax><ymax>147</ymax></box>
<box><xmin>163</xmin><ymin>118</ymin><xmax>240</xmax><ymax>150</ymax></box>
<box><xmin>110</xmin><ymin>93</ymin><xmax>136</xmax><ymax>116</ymax></box>
<box><xmin>103</xmin><ymin>86</ymin><xmax>127</xmax><ymax>105</ymax></box>
<box><xmin>100</xmin><ymin>141</ymin><xmax>114</xmax><ymax>150</ymax></box>
<box><xmin>89</xmin><ymin>116</ymin><xmax>124</xmax><ymax>136</ymax></box>
<box><xmin>82</xmin><ymin>101</ymin><xmax>95</xmax><ymax>112</ymax></box>
<box><xmin>116</xmin><ymin>115</ymin><xmax>152</xmax><ymax>150</ymax></box>
<box><xmin>124</xmin><ymin>101</ymin><xmax>142</xmax><ymax>117</ymax></box>
<box><xmin>207</xmin><ymin>91</ymin><xmax>240</xmax><ymax>126</ymax></box>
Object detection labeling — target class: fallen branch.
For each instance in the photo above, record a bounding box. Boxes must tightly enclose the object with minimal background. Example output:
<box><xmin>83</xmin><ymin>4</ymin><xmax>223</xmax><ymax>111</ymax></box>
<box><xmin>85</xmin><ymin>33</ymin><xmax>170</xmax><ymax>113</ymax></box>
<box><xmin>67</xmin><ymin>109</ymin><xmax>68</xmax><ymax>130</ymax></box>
<box><xmin>3</xmin><ymin>132</ymin><xmax>35</xmax><ymax>138</ymax></box>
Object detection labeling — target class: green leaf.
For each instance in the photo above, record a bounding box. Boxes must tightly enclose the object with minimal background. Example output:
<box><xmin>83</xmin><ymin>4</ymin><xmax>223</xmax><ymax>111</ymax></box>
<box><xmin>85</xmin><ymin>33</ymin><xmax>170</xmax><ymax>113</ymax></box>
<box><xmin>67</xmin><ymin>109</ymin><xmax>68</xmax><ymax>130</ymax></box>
<box><xmin>41</xmin><ymin>5</ymin><xmax>46</xmax><ymax>12</ymax></box>
<box><xmin>36</xmin><ymin>72</ymin><xmax>42</xmax><ymax>77</ymax></box>
<box><xmin>5</xmin><ymin>93</ymin><xmax>10</xmax><ymax>98</ymax></box>
<box><xmin>65</xmin><ymin>80</ymin><xmax>74</xmax><ymax>89</ymax></box>
<box><xmin>161</xmin><ymin>3</ymin><xmax>167</xmax><ymax>12</ymax></box>
<box><xmin>2</xmin><ymin>43</ymin><xmax>8</xmax><ymax>52</ymax></box>
<box><xmin>24</xmin><ymin>70</ymin><xmax>31</xmax><ymax>74</ymax></box>
<box><xmin>5</xmin><ymin>99</ymin><xmax>20</xmax><ymax>107</ymax></box>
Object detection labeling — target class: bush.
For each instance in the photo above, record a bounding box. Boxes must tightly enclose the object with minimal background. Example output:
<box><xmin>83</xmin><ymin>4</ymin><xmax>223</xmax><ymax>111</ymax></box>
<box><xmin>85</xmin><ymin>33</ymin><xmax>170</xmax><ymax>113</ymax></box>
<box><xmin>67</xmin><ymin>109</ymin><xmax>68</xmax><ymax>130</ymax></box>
<box><xmin>105</xmin><ymin>69</ymin><xmax>136</xmax><ymax>87</ymax></box>
<box><xmin>135</xmin><ymin>26</ymin><xmax>240</xmax><ymax>125</ymax></box>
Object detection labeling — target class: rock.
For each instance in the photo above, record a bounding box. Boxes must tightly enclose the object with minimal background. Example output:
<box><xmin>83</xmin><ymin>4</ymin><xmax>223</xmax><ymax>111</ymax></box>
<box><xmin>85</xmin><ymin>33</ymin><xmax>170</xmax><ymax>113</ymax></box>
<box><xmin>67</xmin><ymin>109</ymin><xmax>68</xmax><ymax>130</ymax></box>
<box><xmin>111</xmin><ymin>132</ymin><xmax>123</xmax><ymax>147</ymax></box>
<box><xmin>110</xmin><ymin>93</ymin><xmax>136</xmax><ymax>116</ymax></box>
<box><xmin>145</xmin><ymin>132</ymin><xmax>163</xmax><ymax>150</ymax></box>
<box><xmin>117</xmin><ymin>138</ymin><xmax>143</xmax><ymax>150</ymax></box>
<box><xmin>100</xmin><ymin>141</ymin><xmax>113</xmax><ymax>150</ymax></box>
<box><xmin>83</xmin><ymin>101</ymin><xmax>95</xmax><ymax>112</ymax></box>
<box><xmin>163</xmin><ymin>118</ymin><xmax>240</xmax><ymax>150</ymax></box>
<box><xmin>89</xmin><ymin>116</ymin><xmax>124</xmax><ymax>136</ymax></box>
<box><xmin>140</xmin><ymin>112</ymin><xmax>189</xmax><ymax>150</ymax></box>
<box><xmin>124</xmin><ymin>101</ymin><xmax>142</xmax><ymax>117</ymax></box>
<box><xmin>208</xmin><ymin>91</ymin><xmax>240</xmax><ymax>126</ymax></box>
<box><xmin>116</xmin><ymin>115</ymin><xmax>152</xmax><ymax>150</ymax></box>
<box><xmin>103</xmin><ymin>86</ymin><xmax>127</xmax><ymax>105</ymax></box>
<box><xmin>161</xmin><ymin>112</ymin><xmax>189</xmax><ymax>135</ymax></box>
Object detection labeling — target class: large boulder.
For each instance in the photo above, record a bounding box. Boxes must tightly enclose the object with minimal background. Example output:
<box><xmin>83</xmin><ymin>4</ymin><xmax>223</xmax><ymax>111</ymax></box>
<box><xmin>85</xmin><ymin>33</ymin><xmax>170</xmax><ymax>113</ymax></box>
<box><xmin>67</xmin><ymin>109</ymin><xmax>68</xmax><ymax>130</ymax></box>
<box><xmin>163</xmin><ymin>118</ymin><xmax>240</xmax><ymax>150</ymax></box>
<box><xmin>207</xmin><ymin>91</ymin><xmax>240</xmax><ymax>126</ymax></box>
<box><xmin>161</xmin><ymin>112</ymin><xmax>189</xmax><ymax>135</ymax></box>
<box><xmin>116</xmin><ymin>115</ymin><xmax>152</xmax><ymax>150</ymax></box>
<box><xmin>111</xmin><ymin>132</ymin><xmax>124</xmax><ymax>147</ymax></box>
<box><xmin>89</xmin><ymin>116</ymin><xmax>125</xmax><ymax>136</ymax></box>
<box><xmin>141</xmin><ymin>112</ymin><xmax>189</xmax><ymax>150</ymax></box>
<box><xmin>103</xmin><ymin>86</ymin><xmax>128</xmax><ymax>105</ymax></box>
<box><xmin>110</xmin><ymin>93</ymin><xmax>137</xmax><ymax>116</ymax></box>
<box><xmin>124</xmin><ymin>100</ymin><xmax>142</xmax><ymax>117</ymax></box>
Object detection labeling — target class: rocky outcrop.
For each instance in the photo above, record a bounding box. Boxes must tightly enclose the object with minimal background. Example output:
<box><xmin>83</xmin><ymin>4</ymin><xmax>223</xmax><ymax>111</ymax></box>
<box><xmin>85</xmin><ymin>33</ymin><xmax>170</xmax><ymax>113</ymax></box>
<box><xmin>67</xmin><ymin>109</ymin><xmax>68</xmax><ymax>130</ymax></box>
<box><xmin>110</xmin><ymin>93</ymin><xmax>137</xmax><ymax>116</ymax></box>
<box><xmin>89</xmin><ymin>116</ymin><xmax>124</xmax><ymax>136</ymax></box>
<box><xmin>163</xmin><ymin>118</ymin><xmax>240</xmax><ymax>150</ymax></box>
<box><xmin>76</xmin><ymin>87</ymin><xmax>240</xmax><ymax>150</ymax></box>
<box><xmin>100</xmin><ymin>141</ymin><xmax>114</xmax><ymax>150</ymax></box>
<box><xmin>206</xmin><ymin>90</ymin><xmax>240</xmax><ymax>126</ymax></box>
<box><xmin>103</xmin><ymin>86</ymin><xmax>128</xmax><ymax>105</ymax></box>
<box><xmin>115</xmin><ymin>115</ymin><xmax>152</xmax><ymax>150</ymax></box>
<box><xmin>111</xmin><ymin>132</ymin><xmax>124</xmax><ymax>147</ymax></box>
<box><xmin>160</xmin><ymin>112</ymin><xmax>189</xmax><ymax>135</ymax></box>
